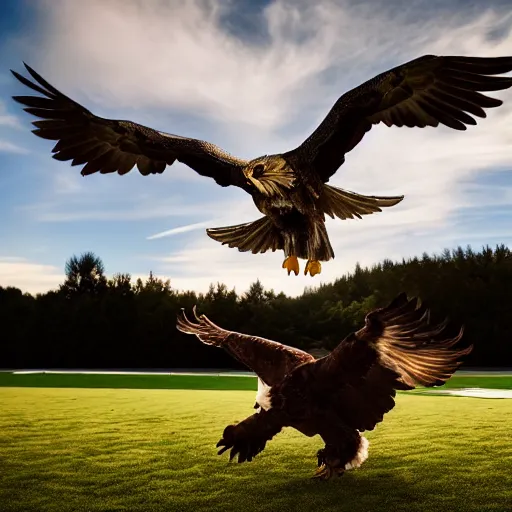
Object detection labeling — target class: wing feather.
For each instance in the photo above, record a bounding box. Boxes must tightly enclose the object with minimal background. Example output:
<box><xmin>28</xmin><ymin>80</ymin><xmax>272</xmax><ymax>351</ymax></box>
<box><xmin>285</xmin><ymin>54</ymin><xmax>512</xmax><ymax>181</ymax></box>
<box><xmin>356</xmin><ymin>293</ymin><xmax>471</xmax><ymax>387</ymax></box>
<box><xmin>176</xmin><ymin>308</ymin><xmax>315</xmax><ymax>387</ymax></box>
<box><xmin>310</xmin><ymin>293</ymin><xmax>471</xmax><ymax>431</ymax></box>
<box><xmin>11</xmin><ymin>63</ymin><xmax>250</xmax><ymax>189</ymax></box>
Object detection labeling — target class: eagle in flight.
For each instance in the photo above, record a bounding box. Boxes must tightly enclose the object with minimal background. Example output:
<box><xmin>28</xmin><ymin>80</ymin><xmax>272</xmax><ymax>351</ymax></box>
<box><xmin>11</xmin><ymin>55</ymin><xmax>512</xmax><ymax>276</ymax></box>
<box><xmin>177</xmin><ymin>293</ymin><xmax>471</xmax><ymax>480</ymax></box>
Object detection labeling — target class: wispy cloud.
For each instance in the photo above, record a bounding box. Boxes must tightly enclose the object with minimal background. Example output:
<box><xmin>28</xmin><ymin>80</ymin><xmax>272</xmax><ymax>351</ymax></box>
<box><xmin>0</xmin><ymin>116</ymin><xmax>20</xmax><ymax>129</ymax></box>
<box><xmin>50</xmin><ymin>169</ymin><xmax>83</xmax><ymax>194</ymax></box>
<box><xmin>0</xmin><ymin>140</ymin><xmax>28</xmax><ymax>153</ymax></box>
<box><xmin>23</xmin><ymin>198</ymin><xmax>230</xmax><ymax>222</ymax></box>
<box><xmin>0</xmin><ymin>99</ymin><xmax>21</xmax><ymax>129</ymax></box>
<box><xmin>147</xmin><ymin>220</ymin><xmax>218</xmax><ymax>240</ymax></box>
<box><xmin>0</xmin><ymin>256</ymin><xmax>26</xmax><ymax>263</ymax></box>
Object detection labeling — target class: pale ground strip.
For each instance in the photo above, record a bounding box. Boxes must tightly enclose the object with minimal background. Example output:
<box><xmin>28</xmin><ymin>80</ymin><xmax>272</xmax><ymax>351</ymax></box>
<box><xmin>414</xmin><ymin>388</ymin><xmax>512</xmax><ymax>399</ymax></box>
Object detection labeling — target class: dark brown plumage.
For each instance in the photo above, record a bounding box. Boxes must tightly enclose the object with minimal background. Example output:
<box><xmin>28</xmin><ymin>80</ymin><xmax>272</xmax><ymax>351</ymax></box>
<box><xmin>11</xmin><ymin>55</ymin><xmax>512</xmax><ymax>275</ymax></box>
<box><xmin>177</xmin><ymin>293</ymin><xmax>472</xmax><ymax>479</ymax></box>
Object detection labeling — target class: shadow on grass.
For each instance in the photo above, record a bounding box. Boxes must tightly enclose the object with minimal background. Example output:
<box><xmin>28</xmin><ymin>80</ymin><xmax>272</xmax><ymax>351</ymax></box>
<box><xmin>272</xmin><ymin>463</ymin><xmax>426</xmax><ymax>512</ymax></box>
<box><xmin>191</xmin><ymin>453</ymin><xmax>510</xmax><ymax>512</ymax></box>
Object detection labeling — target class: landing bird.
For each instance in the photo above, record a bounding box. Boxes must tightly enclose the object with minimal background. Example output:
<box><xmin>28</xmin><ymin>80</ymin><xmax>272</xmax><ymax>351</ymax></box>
<box><xmin>11</xmin><ymin>55</ymin><xmax>512</xmax><ymax>276</ymax></box>
<box><xmin>177</xmin><ymin>293</ymin><xmax>472</xmax><ymax>480</ymax></box>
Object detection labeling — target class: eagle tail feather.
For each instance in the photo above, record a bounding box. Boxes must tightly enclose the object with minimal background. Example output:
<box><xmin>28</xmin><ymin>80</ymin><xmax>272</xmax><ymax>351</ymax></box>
<box><xmin>322</xmin><ymin>184</ymin><xmax>404</xmax><ymax>220</ymax></box>
<box><xmin>303</xmin><ymin>220</ymin><xmax>334</xmax><ymax>262</ymax></box>
<box><xmin>207</xmin><ymin>216</ymin><xmax>283</xmax><ymax>254</ymax></box>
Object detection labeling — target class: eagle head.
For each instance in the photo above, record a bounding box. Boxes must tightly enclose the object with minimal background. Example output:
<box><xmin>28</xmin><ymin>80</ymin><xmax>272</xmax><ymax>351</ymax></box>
<box><xmin>243</xmin><ymin>155</ymin><xmax>296</xmax><ymax>196</ymax></box>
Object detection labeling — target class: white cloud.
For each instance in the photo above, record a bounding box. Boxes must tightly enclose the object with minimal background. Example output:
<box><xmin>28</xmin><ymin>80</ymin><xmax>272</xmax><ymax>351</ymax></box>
<box><xmin>28</xmin><ymin>0</ymin><xmax>340</xmax><ymax>130</ymax></box>
<box><xmin>4</xmin><ymin>0</ymin><xmax>512</xmax><ymax>296</ymax></box>
<box><xmin>0</xmin><ymin>257</ymin><xmax>64</xmax><ymax>294</ymax></box>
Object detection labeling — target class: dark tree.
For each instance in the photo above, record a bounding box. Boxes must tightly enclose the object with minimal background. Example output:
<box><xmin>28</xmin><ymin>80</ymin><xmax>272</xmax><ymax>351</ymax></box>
<box><xmin>1</xmin><ymin>244</ymin><xmax>511</xmax><ymax>369</ymax></box>
<box><xmin>61</xmin><ymin>252</ymin><xmax>107</xmax><ymax>297</ymax></box>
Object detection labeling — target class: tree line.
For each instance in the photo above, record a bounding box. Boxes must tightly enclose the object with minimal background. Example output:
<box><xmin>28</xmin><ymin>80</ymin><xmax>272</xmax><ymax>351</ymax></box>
<box><xmin>1</xmin><ymin>245</ymin><xmax>511</xmax><ymax>369</ymax></box>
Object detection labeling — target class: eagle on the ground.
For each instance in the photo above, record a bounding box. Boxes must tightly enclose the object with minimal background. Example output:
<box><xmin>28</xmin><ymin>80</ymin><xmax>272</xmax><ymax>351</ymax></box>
<box><xmin>11</xmin><ymin>55</ymin><xmax>512</xmax><ymax>276</ymax></box>
<box><xmin>176</xmin><ymin>293</ymin><xmax>472</xmax><ymax>480</ymax></box>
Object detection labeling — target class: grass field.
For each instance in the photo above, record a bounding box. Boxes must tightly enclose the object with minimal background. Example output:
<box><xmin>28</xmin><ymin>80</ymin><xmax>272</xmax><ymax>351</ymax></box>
<box><xmin>1</xmin><ymin>385</ymin><xmax>511</xmax><ymax>512</ymax></box>
<box><xmin>0</xmin><ymin>372</ymin><xmax>258</xmax><ymax>391</ymax></box>
<box><xmin>1</xmin><ymin>371</ymin><xmax>511</xmax><ymax>391</ymax></box>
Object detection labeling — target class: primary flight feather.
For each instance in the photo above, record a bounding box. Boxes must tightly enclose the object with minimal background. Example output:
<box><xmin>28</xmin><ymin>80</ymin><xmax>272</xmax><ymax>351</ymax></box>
<box><xmin>177</xmin><ymin>293</ymin><xmax>472</xmax><ymax>479</ymax></box>
<box><xmin>11</xmin><ymin>54</ymin><xmax>512</xmax><ymax>275</ymax></box>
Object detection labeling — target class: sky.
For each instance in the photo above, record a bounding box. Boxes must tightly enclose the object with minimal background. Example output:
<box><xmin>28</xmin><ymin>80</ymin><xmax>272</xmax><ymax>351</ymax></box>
<box><xmin>0</xmin><ymin>0</ymin><xmax>512</xmax><ymax>297</ymax></box>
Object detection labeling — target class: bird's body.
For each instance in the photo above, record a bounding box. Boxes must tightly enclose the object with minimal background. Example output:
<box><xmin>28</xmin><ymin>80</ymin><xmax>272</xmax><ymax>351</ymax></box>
<box><xmin>234</xmin><ymin>155</ymin><xmax>403</xmax><ymax>275</ymax></box>
<box><xmin>177</xmin><ymin>293</ymin><xmax>472</xmax><ymax>479</ymax></box>
<box><xmin>11</xmin><ymin>54</ymin><xmax>512</xmax><ymax>275</ymax></box>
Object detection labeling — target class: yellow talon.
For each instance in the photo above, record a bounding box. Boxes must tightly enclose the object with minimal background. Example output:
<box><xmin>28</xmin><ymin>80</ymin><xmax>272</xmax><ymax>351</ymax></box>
<box><xmin>312</xmin><ymin>463</ymin><xmax>344</xmax><ymax>480</ymax></box>
<box><xmin>282</xmin><ymin>256</ymin><xmax>299</xmax><ymax>276</ymax></box>
<box><xmin>312</xmin><ymin>463</ymin><xmax>332</xmax><ymax>480</ymax></box>
<box><xmin>304</xmin><ymin>260</ymin><xmax>322</xmax><ymax>277</ymax></box>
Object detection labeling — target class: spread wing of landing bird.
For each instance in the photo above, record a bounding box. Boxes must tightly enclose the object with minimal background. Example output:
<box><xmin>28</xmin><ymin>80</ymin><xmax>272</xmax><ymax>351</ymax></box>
<box><xmin>11</xmin><ymin>55</ymin><xmax>512</xmax><ymax>276</ymax></box>
<box><xmin>177</xmin><ymin>293</ymin><xmax>472</xmax><ymax>480</ymax></box>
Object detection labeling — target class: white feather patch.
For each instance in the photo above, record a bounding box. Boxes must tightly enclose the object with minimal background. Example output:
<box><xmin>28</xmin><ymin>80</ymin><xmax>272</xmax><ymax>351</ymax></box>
<box><xmin>255</xmin><ymin>378</ymin><xmax>272</xmax><ymax>411</ymax></box>
<box><xmin>345</xmin><ymin>434</ymin><xmax>369</xmax><ymax>470</ymax></box>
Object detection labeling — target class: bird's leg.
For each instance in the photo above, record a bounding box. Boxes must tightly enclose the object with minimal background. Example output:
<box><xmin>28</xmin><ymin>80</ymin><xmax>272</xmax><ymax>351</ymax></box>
<box><xmin>313</xmin><ymin>446</ymin><xmax>345</xmax><ymax>480</ymax></box>
<box><xmin>304</xmin><ymin>260</ymin><xmax>322</xmax><ymax>277</ymax></box>
<box><xmin>282</xmin><ymin>256</ymin><xmax>299</xmax><ymax>276</ymax></box>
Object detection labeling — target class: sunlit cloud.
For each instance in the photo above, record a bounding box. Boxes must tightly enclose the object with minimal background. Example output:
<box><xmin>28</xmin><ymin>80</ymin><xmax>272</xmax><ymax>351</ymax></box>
<box><xmin>0</xmin><ymin>256</ymin><xmax>175</xmax><ymax>296</ymax></box>
<box><xmin>0</xmin><ymin>257</ymin><xmax>64</xmax><ymax>294</ymax></box>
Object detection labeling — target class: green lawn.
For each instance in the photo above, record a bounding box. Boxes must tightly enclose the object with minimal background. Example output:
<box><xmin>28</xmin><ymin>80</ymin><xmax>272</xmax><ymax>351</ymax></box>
<box><xmin>0</xmin><ymin>387</ymin><xmax>511</xmax><ymax>512</ymax></box>
<box><xmin>0</xmin><ymin>372</ymin><xmax>257</xmax><ymax>391</ymax></box>
<box><xmin>0</xmin><ymin>371</ymin><xmax>511</xmax><ymax>391</ymax></box>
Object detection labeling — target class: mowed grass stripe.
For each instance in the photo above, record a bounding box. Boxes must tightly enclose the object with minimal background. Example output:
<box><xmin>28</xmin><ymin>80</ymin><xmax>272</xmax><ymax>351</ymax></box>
<box><xmin>0</xmin><ymin>372</ymin><xmax>511</xmax><ymax>390</ymax></box>
<box><xmin>0</xmin><ymin>388</ymin><xmax>511</xmax><ymax>512</ymax></box>
<box><xmin>0</xmin><ymin>372</ymin><xmax>257</xmax><ymax>390</ymax></box>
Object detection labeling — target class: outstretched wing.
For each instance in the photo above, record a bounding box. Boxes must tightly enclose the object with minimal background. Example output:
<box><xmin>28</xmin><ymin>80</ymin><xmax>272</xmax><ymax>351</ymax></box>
<box><xmin>176</xmin><ymin>307</ymin><xmax>314</xmax><ymax>386</ymax></box>
<box><xmin>285</xmin><ymin>55</ymin><xmax>512</xmax><ymax>181</ymax></box>
<box><xmin>310</xmin><ymin>293</ymin><xmax>472</xmax><ymax>431</ymax></box>
<box><xmin>11</xmin><ymin>63</ymin><xmax>250</xmax><ymax>189</ymax></box>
